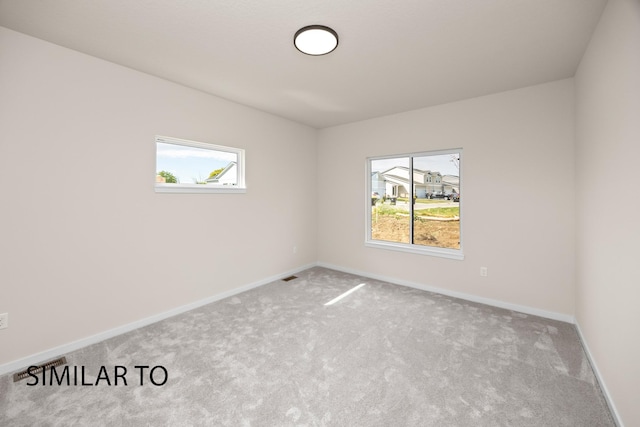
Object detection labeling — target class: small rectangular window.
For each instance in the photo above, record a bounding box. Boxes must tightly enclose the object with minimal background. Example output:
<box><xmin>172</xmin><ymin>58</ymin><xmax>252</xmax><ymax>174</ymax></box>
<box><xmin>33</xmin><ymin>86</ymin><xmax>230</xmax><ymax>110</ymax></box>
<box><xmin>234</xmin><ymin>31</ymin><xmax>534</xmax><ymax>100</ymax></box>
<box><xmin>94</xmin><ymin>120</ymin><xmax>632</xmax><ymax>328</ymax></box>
<box><xmin>155</xmin><ymin>136</ymin><xmax>246</xmax><ymax>193</ymax></box>
<box><xmin>367</xmin><ymin>149</ymin><xmax>462</xmax><ymax>260</ymax></box>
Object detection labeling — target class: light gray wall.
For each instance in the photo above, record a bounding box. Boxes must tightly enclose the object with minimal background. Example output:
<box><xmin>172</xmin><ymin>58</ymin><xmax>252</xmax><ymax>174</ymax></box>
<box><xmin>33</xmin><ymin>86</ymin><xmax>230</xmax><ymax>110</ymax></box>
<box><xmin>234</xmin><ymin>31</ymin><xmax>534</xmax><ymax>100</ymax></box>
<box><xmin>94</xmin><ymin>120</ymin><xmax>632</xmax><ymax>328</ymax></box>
<box><xmin>575</xmin><ymin>0</ymin><xmax>640</xmax><ymax>424</ymax></box>
<box><xmin>0</xmin><ymin>27</ymin><xmax>318</xmax><ymax>366</ymax></box>
<box><xmin>317</xmin><ymin>79</ymin><xmax>576</xmax><ymax>316</ymax></box>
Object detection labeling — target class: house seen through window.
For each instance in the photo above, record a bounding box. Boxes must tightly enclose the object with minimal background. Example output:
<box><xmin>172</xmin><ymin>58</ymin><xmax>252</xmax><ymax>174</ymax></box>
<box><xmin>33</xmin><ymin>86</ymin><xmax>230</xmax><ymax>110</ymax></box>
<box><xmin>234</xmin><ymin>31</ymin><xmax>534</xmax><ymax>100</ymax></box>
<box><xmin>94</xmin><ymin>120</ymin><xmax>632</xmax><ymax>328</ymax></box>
<box><xmin>155</xmin><ymin>136</ymin><xmax>245</xmax><ymax>193</ymax></box>
<box><xmin>367</xmin><ymin>149</ymin><xmax>462</xmax><ymax>259</ymax></box>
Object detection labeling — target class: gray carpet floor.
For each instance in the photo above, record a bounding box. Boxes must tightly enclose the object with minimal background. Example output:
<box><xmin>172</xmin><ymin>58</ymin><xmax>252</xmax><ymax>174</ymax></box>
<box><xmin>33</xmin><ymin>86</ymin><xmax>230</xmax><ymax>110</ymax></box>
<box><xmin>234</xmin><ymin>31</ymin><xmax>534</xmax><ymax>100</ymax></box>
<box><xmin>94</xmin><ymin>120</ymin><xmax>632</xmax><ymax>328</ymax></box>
<box><xmin>0</xmin><ymin>267</ymin><xmax>615</xmax><ymax>426</ymax></box>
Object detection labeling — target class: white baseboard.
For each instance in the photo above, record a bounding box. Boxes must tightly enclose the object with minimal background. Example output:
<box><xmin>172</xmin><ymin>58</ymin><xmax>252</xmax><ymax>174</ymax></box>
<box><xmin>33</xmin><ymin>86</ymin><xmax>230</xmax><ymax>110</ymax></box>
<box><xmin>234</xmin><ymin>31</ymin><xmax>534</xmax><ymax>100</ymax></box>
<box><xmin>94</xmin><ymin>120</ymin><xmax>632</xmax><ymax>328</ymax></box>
<box><xmin>2</xmin><ymin>262</ymin><xmax>623</xmax><ymax>426</ymax></box>
<box><xmin>0</xmin><ymin>263</ymin><xmax>316</xmax><ymax>377</ymax></box>
<box><xmin>316</xmin><ymin>261</ymin><xmax>576</xmax><ymax>323</ymax></box>
<box><xmin>574</xmin><ymin>322</ymin><xmax>624</xmax><ymax>427</ymax></box>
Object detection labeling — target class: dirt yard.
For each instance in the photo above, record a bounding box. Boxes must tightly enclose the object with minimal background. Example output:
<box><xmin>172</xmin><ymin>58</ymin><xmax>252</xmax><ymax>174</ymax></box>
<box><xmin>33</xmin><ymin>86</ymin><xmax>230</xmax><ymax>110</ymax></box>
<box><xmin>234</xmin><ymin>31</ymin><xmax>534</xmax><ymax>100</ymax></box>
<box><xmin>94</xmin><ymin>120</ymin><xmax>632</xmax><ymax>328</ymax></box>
<box><xmin>371</xmin><ymin>215</ymin><xmax>460</xmax><ymax>249</ymax></box>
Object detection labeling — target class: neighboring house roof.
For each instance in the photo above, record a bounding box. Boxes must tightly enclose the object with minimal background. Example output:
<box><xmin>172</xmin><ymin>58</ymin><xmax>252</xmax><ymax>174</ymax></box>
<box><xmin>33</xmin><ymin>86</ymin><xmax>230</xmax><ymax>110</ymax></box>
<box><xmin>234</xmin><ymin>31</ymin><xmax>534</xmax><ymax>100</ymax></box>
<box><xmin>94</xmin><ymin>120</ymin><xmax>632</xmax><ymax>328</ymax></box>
<box><xmin>377</xmin><ymin>167</ymin><xmax>459</xmax><ymax>191</ymax></box>
<box><xmin>383</xmin><ymin>174</ymin><xmax>411</xmax><ymax>187</ymax></box>
<box><xmin>380</xmin><ymin>166</ymin><xmax>449</xmax><ymax>186</ymax></box>
<box><xmin>442</xmin><ymin>175</ymin><xmax>460</xmax><ymax>185</ymax></box>
<box><xmin>442</xmin><ymin>175</ymin><xmax>460</xmax><ymax>193</ymax></box>
<box><xmin>205</xmin><ymin>161</ymin><xmax>236</xmax><ymax>183</ymax></box>
<box><xmin>381</xmin><ymin>166</ymin><xmax>441</xmax><ymax>177</ymax></box>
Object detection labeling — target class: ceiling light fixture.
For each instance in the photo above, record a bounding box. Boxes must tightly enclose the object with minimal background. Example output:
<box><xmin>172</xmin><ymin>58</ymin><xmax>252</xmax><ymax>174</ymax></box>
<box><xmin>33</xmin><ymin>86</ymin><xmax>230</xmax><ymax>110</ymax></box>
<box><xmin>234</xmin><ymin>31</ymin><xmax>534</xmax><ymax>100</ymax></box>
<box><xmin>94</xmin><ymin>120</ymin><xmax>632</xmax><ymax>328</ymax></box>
<box><xmin>294</xmin><ymin>25</ymin><xmax>339</xmax><ymax>56</ymax></box>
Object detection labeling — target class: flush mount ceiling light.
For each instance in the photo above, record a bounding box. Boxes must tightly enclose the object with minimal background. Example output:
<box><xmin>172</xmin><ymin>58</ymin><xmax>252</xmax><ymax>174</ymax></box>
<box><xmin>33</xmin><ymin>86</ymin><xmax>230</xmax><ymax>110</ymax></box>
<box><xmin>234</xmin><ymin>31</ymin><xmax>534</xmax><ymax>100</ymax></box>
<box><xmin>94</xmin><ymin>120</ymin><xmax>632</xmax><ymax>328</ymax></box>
<box><xmin>294</xmin><ymin>25</ymin><xmax>339</xmax><ymax>56</ymax></box>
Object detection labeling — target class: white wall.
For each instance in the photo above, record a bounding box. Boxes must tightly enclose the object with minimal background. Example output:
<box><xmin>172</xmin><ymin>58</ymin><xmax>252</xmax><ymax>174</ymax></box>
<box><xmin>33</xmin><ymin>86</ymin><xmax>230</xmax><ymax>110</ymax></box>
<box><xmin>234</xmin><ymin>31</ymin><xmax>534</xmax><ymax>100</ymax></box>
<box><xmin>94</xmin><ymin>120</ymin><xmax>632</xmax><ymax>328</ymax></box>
<box><xmin>0</xmin><ymin>27</ymin><xmax>317</xmax><ymax>367</ymax></box>
<box><xmin>318</xmin><ymin>79</ymin><xmax>576</xmax><ymax>316</ymax></box>
<box><xmin>575</xmin><ymin>0</ymin><xmax>640</xmax><ymax>424</ymax></box>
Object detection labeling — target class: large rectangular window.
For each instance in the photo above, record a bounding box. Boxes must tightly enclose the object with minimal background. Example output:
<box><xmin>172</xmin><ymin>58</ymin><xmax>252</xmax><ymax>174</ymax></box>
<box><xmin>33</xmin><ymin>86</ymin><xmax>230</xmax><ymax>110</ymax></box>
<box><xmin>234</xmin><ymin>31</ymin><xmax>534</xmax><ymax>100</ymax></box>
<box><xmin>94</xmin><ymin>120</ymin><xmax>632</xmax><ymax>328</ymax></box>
<box><xmin>367</xmin><ymin>149</ymin><xmax>462</xmax><ymax>259</ymax></box>
<box><xmin>155</xmin><ymin>135</ymin><xmax>246</xmax><ymax>193</ymax></box>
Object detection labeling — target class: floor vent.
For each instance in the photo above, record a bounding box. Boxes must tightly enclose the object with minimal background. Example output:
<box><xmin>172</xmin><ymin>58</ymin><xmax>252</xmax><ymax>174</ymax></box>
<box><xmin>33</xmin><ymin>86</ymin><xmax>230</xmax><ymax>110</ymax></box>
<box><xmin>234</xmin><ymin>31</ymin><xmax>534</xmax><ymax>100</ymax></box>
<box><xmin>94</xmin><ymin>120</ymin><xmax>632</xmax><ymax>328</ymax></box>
<box><xmin>282</xmin><ymin>275</ymin><xmax>298</xmax><ymax>282</ymax></box>
<box><xmin>13</xmin><ymin>356</ymin><xmax>68</xmax><ymax>382</ymax></box>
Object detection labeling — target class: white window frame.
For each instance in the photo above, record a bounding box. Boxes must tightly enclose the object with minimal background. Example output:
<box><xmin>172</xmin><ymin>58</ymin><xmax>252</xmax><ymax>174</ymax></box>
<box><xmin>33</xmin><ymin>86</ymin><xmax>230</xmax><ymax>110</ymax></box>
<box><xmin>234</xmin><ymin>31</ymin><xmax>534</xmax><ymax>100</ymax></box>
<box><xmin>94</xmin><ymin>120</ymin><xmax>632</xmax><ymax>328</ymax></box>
<box><xmin>154</xmin><ymin>135</ymin><xmax>246</xmax><ymax>194</ymax></box>
<box><xmin>365</xmin><ymin>148</ymin><xmax>463</xmax><ymax>260</ymax></box>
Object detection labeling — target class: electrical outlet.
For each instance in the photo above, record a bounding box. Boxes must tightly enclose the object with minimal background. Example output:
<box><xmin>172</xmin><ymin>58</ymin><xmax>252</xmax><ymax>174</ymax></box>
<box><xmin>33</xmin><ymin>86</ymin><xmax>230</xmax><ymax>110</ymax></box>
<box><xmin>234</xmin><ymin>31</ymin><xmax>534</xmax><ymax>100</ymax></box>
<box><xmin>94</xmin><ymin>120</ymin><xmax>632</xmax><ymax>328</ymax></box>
<box><xmin>480</xmin><ymin>267</ymin><xmax>488</xmax><ymax>277</ymax></box>
<box><xmin>293</xmin><ymin>246</ymin><xmax>297</xmax><ymax>254</ymax></box>
<box><xmin>0</xmin><ymin>313</ymin><xmax>8</xmax><ymax>330</ymax></box>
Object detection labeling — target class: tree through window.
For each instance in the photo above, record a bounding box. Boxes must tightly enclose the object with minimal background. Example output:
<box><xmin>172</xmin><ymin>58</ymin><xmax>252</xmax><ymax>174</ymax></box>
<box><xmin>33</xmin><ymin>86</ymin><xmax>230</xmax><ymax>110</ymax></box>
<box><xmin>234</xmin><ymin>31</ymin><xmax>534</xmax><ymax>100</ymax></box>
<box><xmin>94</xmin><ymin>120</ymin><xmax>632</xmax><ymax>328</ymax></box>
<box><xmin>155</xmin><ymin>135</ymin><xmax>245</xmax><ymax>194</ymax></box>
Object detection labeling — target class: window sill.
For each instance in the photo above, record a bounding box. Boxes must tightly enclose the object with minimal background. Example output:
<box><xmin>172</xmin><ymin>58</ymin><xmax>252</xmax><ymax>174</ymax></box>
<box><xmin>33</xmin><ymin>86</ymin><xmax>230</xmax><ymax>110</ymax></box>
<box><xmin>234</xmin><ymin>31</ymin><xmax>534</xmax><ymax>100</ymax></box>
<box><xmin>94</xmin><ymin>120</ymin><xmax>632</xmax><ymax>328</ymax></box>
<box><xmin>365</xmin><ymin>240</ymin><xmax>464</xmax><ymax>260</ymax></box>
<box><xmin>155</xmin><ymin>184</ymin><xmax>246</xmax><ymax>194</ymax></box>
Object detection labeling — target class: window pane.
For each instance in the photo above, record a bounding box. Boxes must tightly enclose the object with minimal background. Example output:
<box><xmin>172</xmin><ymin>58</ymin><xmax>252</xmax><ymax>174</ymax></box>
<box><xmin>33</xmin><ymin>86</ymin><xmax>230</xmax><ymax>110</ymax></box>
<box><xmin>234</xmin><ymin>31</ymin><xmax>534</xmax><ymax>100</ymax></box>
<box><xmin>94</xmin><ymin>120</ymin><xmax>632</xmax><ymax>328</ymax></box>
<box><xmin>412</xmin><ymin>153</ymin><xmax>460</xmax><ymax>249</ymax></box>
<box><xmin>370</xmin><ymin>157</ymin><xmax>410</xmax><ymax>244</ymax></box>
<box><xmin>156</xmin><ymin>142</ymin><xmax>237</xmax><ymax>185</ymax></box>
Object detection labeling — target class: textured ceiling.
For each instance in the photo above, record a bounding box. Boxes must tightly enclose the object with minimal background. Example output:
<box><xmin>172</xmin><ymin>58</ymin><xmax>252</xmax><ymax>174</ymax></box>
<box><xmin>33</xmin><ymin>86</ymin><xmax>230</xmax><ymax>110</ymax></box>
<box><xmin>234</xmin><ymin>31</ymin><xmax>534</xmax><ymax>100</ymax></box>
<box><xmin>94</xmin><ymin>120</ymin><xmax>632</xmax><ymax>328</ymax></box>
<box><xmin>0</xmin><ymin>0</ymin><xmax>607</xmax><ymax>128</ymax></box>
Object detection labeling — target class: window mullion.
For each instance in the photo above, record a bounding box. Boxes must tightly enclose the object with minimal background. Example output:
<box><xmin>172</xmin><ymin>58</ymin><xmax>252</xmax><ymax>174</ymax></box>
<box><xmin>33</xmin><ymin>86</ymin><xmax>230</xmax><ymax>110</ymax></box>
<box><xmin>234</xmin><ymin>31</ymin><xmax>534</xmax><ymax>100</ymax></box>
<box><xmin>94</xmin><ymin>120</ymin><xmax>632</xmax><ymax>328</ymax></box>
<box><xmin>409</xmin><ymin>156</ymin><xmax>414</xmax><ymax>244</ymax></box>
